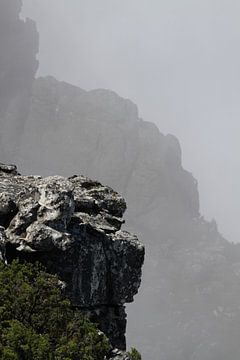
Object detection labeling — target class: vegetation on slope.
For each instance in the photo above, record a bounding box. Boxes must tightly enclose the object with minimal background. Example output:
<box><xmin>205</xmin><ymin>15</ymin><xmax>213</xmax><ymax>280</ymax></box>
<box><xmin>0</xmin><ymin>260</ymin><xmax>110</xmax><ymax>360</ymax></box>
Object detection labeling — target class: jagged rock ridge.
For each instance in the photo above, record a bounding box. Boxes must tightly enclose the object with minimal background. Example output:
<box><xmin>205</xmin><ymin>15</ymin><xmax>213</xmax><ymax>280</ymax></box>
<box><xmin>0</xmin><ymin>163</ymin><xmax>144</xmax><ymax>351</ymax></box>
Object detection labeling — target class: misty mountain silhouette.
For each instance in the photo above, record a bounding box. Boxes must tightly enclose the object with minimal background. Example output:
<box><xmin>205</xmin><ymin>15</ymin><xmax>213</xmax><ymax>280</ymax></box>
<box><xmin>19</xmin><ymin>76</ymin><xmax>240</xmax><ymax>360</ymax></box>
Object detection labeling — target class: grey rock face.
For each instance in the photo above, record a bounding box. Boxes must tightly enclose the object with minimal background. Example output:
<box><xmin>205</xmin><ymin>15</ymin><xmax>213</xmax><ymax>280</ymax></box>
<box><xmin>17</xmin><ymin>76</ymin><xmax>240</xmax><ymax>360</ymax></box>
<box><xmin>20</xmin><ymin>76</ymin><xmax>199</xmax><ymax>222</ymax></box>
<box><xmin>0</xmin><ymin>164</ymin><xmax>144</xmax><ymax>350</ymax></box>
<box><xmin>0</xmin><ymin>0</ymin><xmax>39</xmax><ymax>161</ymax></box>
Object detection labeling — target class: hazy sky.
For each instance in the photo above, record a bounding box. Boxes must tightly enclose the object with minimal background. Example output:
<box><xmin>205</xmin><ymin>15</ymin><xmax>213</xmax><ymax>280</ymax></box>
<box><xmin>22</xmin><ymin>0</ymin><xmax>240</xmax><ymax>243</ymax></box>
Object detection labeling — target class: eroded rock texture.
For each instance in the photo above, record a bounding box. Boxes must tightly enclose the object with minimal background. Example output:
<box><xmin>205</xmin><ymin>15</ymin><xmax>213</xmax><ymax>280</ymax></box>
<box><xmin>0</xmin><ymin>163</ymin><xmax>144</xmax><ymax>350</ymax></box>
<box><xmin>0</xmin><ymin>0</ymin><xmax>38</xmax><ymax>161</ymax></box>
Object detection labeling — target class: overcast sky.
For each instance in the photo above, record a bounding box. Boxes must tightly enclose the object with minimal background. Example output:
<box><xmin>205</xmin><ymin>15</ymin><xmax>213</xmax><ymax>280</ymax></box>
<box><xmin>22</xmin><ymin>0</ymin><xmax>240</xmax><ymax>243</ymax></box>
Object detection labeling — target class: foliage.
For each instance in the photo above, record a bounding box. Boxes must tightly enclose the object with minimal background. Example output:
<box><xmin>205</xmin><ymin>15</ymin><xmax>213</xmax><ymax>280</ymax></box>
<box><xmin>127</xmin><ymin>348</ymin><xmax>142</xmax><ymax>360</ymax></box>
<box><xmin>0</xmin><ymin>260</ymin><xmax>110</xmax><ymax>360</ymax></box>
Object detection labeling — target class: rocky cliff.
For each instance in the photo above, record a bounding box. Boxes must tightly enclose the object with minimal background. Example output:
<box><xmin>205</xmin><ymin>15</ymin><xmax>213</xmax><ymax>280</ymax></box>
<box><xmin>0</xmin><ymin>163</ymin><xmax>144</xmax><ymax>352</ymax></box>
<box><xmin>0</xmin><ymin>0</ymin><xmax>38</xmax><ymax>161</ymax></box>
<box><xmin>19</xmin><ymin>76</ymin><xmax>199</xmax><ymax>225</ymax></box>
<box><xmin>3</xmin><ymin>1</ymin><xmax>240</xmax><ymax>359</ymax></box>
<box><xmin>17</xmin><ymin>76</ymin><xmax>240</xmax><ymax>360</ymax></box>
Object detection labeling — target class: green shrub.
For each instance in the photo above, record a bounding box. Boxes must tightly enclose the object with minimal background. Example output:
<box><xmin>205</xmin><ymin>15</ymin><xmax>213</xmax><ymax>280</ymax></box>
<box><xmin>0</xmin><ymin>260</ymin><xmax>110</xmax><ymax>360</ymax></box>
<box><xmin>127</xmin><ymin>347</ymin><xmax>142</xmax><ymax>360</ymax></box>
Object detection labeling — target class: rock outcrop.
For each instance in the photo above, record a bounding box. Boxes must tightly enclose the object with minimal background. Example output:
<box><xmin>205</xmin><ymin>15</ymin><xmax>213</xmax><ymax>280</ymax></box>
<box><xmin>0</xmin><ymin>163</ymin><xmax>144</xmax><ymax>350</ymax></box>
<box><xmin>0</xmin><ymin>0</ymin><xmax>38</xmax><ymax>161</ymax></box>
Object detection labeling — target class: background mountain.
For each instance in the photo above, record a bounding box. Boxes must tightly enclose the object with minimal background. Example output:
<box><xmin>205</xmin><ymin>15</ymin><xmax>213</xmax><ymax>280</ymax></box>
<box><xmin>18</xmin><ymin>76</ymin><xmax>240</xmax><ymax>360</ymax></box>
<box><xmin>0</xmin><ymin>0</ymin><xmax>38</xmax><ymax>161</ymax></box>
<box><xmin>21</xmin><ymin>0</ymin><xmax>240</xmax><ymax>245</ymax></box>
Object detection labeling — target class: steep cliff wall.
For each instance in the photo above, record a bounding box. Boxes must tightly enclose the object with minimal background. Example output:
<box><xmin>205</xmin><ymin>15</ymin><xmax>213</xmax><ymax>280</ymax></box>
<box><xmin>0</xmin><ymin>0</ymin><xmax>38</xmax><ymax>161</ymax></box>
<box><xmin>17</xmin><ymin>76</ymin><xmax>240</xmax><ymax>360</ymax></box>
<box><xmin>20</xmin><ymin>76</ymin><xmax>199</xmax><ymax>222</ymax></box>
<box><xmin>0</xmin><ymin>163</ymin><xmax>144</xmax><ymax>352</ymax></box>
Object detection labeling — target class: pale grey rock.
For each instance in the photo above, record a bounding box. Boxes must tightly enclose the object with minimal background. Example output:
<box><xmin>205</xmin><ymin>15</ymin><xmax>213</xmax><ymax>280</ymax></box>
<box><xmin>69</xmin><ymin>175</ymin><xmax>127</xmax><ymax>217</ymax></box>
<box><xmin>38</xmin><ymin>176</ymin><xmax>75</xmax><ymax>229</ymax></box>
<box><xmin>0</xmin><ymin>164</ymin><xmax>144</xmax><ymax>350</ymax></box>
<box><xmin>24</xmin><ymin>223</ymin><xmax>72</xmax><ymax>251</ymax></box>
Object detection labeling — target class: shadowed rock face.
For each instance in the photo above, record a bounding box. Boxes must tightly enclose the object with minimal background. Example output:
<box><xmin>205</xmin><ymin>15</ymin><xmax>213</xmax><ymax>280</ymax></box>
<box><xmin>0</xmin><ymin>163</ymin><xmax>144</xmax><ymax>350</ymax></box>
<box><xmin>0</xmin><ymin>0</ymin><xmax>38</xmax><ymax>160</ymax></box>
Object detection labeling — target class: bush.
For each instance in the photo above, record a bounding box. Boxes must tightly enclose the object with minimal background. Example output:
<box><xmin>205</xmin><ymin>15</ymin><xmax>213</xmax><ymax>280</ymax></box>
<box><xmin>127</xmin><ymin>347</ymin><xmax>142</xmax><ymax>360</ymax></box>
<box><xmin>0</xmin><ymin>260</ymin><xmax>110</xmax><ymax>360</ymax></box>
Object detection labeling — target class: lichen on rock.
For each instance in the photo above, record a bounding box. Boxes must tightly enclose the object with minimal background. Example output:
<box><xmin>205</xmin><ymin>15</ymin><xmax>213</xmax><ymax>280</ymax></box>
<box><xmin>0</xmin><ymin>163</ymin><xmax>144</xmax><ymax>350</ymax></box>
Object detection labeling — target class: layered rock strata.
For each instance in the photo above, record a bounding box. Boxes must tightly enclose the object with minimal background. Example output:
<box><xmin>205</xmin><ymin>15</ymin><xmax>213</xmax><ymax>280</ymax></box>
<box><xmin>0</xmin><ymin>163</ymin><xmax>144</xmax><ymax>350</ymax></box>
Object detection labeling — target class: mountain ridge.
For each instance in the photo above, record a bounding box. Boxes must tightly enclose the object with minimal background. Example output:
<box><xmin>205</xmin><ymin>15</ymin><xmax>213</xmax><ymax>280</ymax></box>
<box><xmin>17</xmin><ymin>75</ymin><xmax>240</xmax><ymax>360</ymax></box>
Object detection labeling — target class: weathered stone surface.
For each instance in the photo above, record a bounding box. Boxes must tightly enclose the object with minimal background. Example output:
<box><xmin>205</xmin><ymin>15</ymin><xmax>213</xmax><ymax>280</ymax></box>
<box><xmin>0</xmin><ymin>164</ymin><xmax>144</xmax><ymax>350</ymax></box>
<box><xmin>70</xmin><ymin>175</ymin><xmax>127</xmax><ymax>218</ymax></box>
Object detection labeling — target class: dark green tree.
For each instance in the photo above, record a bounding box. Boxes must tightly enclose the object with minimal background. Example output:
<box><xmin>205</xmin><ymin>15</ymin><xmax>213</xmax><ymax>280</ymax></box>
<box><xmin>0</xmin><ymin>260</ymin><xmax>110</xmax><ymax>360</ymax></box>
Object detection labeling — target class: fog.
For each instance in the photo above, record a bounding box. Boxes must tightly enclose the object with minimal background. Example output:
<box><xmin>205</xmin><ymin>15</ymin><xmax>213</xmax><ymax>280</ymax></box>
<box><xmin>21</xmin><ymin>0</ymin><xmax>240</xmax><ymax>243</ymax></box>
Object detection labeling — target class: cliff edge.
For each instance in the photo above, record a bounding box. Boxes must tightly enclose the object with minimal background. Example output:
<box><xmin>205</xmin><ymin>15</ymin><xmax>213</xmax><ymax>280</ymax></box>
<box><xmin>0</xmin><ymin>163</ymin><xmax>144</xmax><ymax>352</ymax></box>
